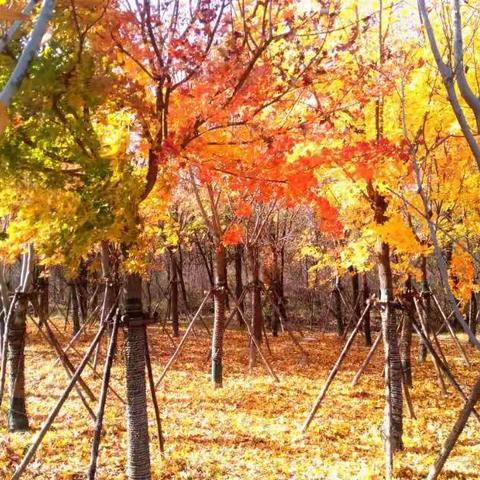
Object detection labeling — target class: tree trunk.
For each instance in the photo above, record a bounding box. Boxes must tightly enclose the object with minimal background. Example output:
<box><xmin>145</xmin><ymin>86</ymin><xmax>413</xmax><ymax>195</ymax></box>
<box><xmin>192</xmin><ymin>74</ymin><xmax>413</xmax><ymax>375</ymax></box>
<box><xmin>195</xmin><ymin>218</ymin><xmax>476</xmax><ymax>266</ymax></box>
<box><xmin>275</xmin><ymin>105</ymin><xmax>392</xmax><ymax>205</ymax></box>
<box><xmin>211</xmin><ymin>244</ymin><xmax>227</xmax><ymax>388</ymax></box>
<box><xmin>38</xmin><ymin>271</ymin><xmax>49</xmax><ymax>327</ymax></box>
<box><xmin>333</xmin><ymin>276</ymin><xmax>344</xmax><ymax>336</ymax></box>
<box><xmin>100</xmin><ymin>241</ymin><xmax>116</xmax><ymax>324</ymax></box>
<box><xmin>419</xmin><ymin>255</ymin><xmax>431</xmax><ymax>362</ymax></box>
<box><xmin>351</xmin><ymin>267</ymin><xmax>360</xmax><ymax>320</ymax></box>
<box><xmin>70</xmin><ymin>282</ymin><xmax>80</xmax><ymax>335</ymax></box>
<box><xmin>372</xmin><ymin>189</ymin><xmax>403</xmax><ymax>478</ymax></box>
<box><xmin>278</xmin><ymin>246</ymin><xmax>287</xmax><ymax>322</ymax></box>
<box><xmin>400</xmin><ymin>277</ymin><xmax>414</xmax><ymax>388</ymax></box>
<box><xmin>271</xmin><ymin>291</ymin><xmax>280</xmax><ymax>337</ymax></box>
<box><xmin>123</xmin><ymin>272</ymin><xmax>151</xmax><ymax>480</ymax></box>
<box><xmin>223</xmin><ymin>253</ymin><xmax>230</xmax><ymax>311</ymax></box>
<box><xmin>176</xmin><ymin>244</ymin><xmax>191</xmax><ymax>313</ymax></box>
<box><xmin>234</xmin><ymin>244</ymin><xmax>245</xmax><ymax>329</ymax></box>
<box><xmin>8</xmin><ymin>292</ymin><xmax>29</xmax><ymax>431</ymax></box>
<box><xmin>169</xmin><ymin>249</ymin><xmax>179</xmax><ymax>337</ymax></box>
<box><xmin>77</xmin><ymin>260</ymin><xmax>88</xmax><ymax>324</ymax></box>
<box><xmin>468</xmin><ymin>291</ymin><xmax>478</xmax><ymax>345</ymax></box>
<box><xmin>248</xmin><ymin>244</ymin><xmax>263</xmax><ymax>369</ymax></box>
<box><xmin>271</xmin><ymin>246</ymin><xmax>281</xmax><ymax>337</ymax></box>
<box><xmin>195</xmin><ymin>236</ymin><xmax>214</xmax><ymax>287</ymax></box>
<box><xmin>363</xmin><ymin>273</ymin><xmax>372</xmax><ymax>346</ymax></box>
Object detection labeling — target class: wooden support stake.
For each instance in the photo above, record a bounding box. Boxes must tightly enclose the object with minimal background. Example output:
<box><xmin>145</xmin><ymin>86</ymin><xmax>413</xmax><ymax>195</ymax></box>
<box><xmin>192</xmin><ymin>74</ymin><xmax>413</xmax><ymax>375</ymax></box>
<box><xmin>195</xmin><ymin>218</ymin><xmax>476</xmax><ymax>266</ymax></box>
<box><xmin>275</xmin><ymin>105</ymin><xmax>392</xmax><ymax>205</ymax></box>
<box><xmin>11</xmin><ymin>323</ymin><xmax>106</xmax><ymax>480</ymax></box>
<box><xmin>351</xmin><ymin>329</ymin><xmax>383</xmax><ymax>387</ymax></box>
<box><xmin>227</xmin><ymin>288</ymin><xmax>280</xmax><ymax>383</ymax></box>
<box><xmin>414</xmin><ymin>299</ymin><xmax>448</xmax><ymax>396</ymax></box>
<box><xmin>267</xmin><ymin>287</ymin><xmax>309</xmax><ymax>362</ymax></box>
<box><xmin>262</xmin><ymin>323</ymin><xmax>274</xmax><ymax>358</ymax></box>
<box><xmin>431</xmin><ymin>294</ymin><xmax>471</xmax><ymax>367</ymax></box>
<box><xmin>155</xmin><ymin>291</ymin><xmax>211</xmax><ymax>389</ymax></box>
<box><xmin>145</xmin><ymin>328</ymin><xmax>164</xmax><ymax>454</ymax></box>
<box><xmin>302</xmin><ymin>302</ymin><xmax>371</xmax><ymax>432</ymax></box>
<box><xmin>40</xmin><ymin>300</ymin><xmax>126</xmax><ymax>405</ymax></box>
<box><xmin>426</xmin><ymin>372</ymin><xmax>480</xmax><ymax>480</ymax></box>
<box><xmin>410</xmin><ymin>316</ymin><xmax>480</xmax><ymax>424</ymax></box>
<box><xmin>87</xmin><ymin>312</ymin><xmax>120</xmax><ymax>479</ymax></box>
<box><xmin>30</xmin><ymin>316</ymin><xmax>97</xmax><ymax>422</ymax></box>
<box><xmin>402</xmin><ymin>373</ymin><xmax>416</xmax><ymax>420</ymax></box>
<box><xmin>40</xmin><ymin>315</ymin><xmax>96</xmax><ymax>401</ymax></box>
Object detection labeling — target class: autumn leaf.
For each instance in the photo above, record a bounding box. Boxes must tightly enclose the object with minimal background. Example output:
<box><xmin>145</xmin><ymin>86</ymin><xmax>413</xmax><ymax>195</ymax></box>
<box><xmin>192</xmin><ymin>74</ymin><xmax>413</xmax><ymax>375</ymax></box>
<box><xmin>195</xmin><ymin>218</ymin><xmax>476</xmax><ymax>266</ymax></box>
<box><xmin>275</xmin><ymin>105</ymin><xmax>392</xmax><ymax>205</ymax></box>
<box><xmin>222</xmin><ymin>223</ymin><xmax>244</xmax><ymax>245</ymax></box>
<box><xmin>234</xmin><ymin>199</ymin><xmax>253</xmax><ymax>218</ymax></box>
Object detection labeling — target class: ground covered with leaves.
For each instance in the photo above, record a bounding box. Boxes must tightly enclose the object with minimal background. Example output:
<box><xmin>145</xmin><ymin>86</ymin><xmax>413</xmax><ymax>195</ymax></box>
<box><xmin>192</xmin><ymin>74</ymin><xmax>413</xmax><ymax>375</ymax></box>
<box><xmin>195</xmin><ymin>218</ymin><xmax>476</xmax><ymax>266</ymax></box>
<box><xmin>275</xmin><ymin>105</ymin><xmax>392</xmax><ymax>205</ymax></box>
<box><xmin>1</xmin><ymin>321</ymin><xmax>479</xmax><ymax>479</ymax></box>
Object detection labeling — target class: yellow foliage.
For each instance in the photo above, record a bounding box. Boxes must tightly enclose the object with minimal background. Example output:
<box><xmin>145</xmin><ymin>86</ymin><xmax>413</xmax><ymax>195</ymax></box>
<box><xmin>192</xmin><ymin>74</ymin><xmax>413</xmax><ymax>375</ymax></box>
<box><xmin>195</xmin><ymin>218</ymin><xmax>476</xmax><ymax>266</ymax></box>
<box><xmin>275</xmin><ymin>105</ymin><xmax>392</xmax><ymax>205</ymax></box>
<box><xmin>449</xmin><ymin>248</ymin><xmax>476</xmax><ymax>305</ymax></box>
<box><xmin>372</xmin><ymin>214</ymin><xmax>427</xmax><ymax>257</ymax></box>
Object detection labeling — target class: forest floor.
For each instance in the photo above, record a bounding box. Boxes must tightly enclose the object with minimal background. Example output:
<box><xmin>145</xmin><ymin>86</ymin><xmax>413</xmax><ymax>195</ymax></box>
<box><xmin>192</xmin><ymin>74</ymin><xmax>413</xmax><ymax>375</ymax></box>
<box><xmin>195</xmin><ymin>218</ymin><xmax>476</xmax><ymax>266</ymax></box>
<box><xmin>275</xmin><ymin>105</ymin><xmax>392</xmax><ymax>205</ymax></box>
<box><xmin>1</xmin><ymin>319</ymin><xmax>479</xmax><ymax>479</ymax></box>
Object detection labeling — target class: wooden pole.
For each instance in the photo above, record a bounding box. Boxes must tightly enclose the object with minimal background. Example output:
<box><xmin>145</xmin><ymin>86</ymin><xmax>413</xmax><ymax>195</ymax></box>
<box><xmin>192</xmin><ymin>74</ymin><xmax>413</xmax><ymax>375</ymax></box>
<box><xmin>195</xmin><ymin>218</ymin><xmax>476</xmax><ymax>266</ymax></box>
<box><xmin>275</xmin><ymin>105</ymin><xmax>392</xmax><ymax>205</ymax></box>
<box><xmin>228</xmin><ymin>289</ymin><xmax>280</xmax><ymax>382</ymax></box>
<box><xmin>51</xmin><ymin>302</ymin><xmax>105</xmax><ymax>368</ymax></box>
<box><xmin>41</xmin><ymin>300</ymin><xmax>126</xmax><ymax>405</ymax></box>
<box><xmin>11</xmin><ymin>323</ymin><xmax>107</xmax><ymax>480</ymax></box>
<box><xmin>351</xmin><ymin>329</ymin><xmax>383</xmax><ymax>387</ymax></box>
<box><xmin>267</xmin><ymin>287</ymin><xmax>309</xmax><ymax>361</ymax></box>
<box><xmin>40</xmin><ymin>315</ymin><xmax>96</xmax><ymax>401</ymax></box>
<box><xmin>402</xmin><ymin>372</ymin><xmax>416</xmax><ymax>419</ymax></box>
<box><xmin>87</xmin><ymin>312</ymin><xmax>120</xmax><ymax>479</ymax></box>
<box><xmin>145</xmin><ymin>328</ymin><xmax>164</xmax><ymax>454</ymax></box>
<box><xmin>414</xmin><ymin>298</ymin><xmax>448</xmax><ymax>395</ymax></box>
<box><xmin>426</xmin><ymin>372</ymin><xmax>480</xmax><ymax>480</ymax></box>
<box><xmin>262</xmin><ymin>323</ymin><xmax>274</xmax><ymax>358</ymax></box>
<box><xmin>431</xmin><ymin>293</ymin><xmax>471</xmax><ymax>367</ymax></box>
<box><xmin>29</xmin><ymin>315</ymin><xmax>97</xmax><ymax>422</ymax></box>
<box><xmin>410</xmin><ymin>316</ymin><xmax>480</xmax><ymax>424</ymax></box>
<box><xmin>155</xmin><ymin>291</ymin><xmax>211</xmax><ymax>388</ymax></box>
<box><xmin>302</xmin><ymin>302</ymin><xmax>372</xmax><ymax>432</ymax></box>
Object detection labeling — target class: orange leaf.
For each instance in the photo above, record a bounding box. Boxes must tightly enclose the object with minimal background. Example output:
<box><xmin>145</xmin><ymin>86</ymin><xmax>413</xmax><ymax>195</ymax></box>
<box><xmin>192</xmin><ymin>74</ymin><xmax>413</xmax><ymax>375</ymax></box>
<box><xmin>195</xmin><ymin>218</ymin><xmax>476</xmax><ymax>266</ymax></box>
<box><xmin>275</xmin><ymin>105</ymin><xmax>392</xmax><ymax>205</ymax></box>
<box><xmin>222</xmin><ymin>223</ymin><xmax>244</xmax><ymax>246</ymax></box>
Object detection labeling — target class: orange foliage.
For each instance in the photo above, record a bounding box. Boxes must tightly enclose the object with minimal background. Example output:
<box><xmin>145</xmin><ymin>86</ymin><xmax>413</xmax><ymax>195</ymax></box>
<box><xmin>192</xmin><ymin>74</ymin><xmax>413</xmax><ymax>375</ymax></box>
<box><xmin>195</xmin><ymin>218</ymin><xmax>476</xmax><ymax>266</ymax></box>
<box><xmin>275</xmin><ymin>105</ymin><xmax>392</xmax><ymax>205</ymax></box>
<box><xmin>222</xmin><ymin>223</ymin><xmax>245</xmax><ymax>246</ymax></box>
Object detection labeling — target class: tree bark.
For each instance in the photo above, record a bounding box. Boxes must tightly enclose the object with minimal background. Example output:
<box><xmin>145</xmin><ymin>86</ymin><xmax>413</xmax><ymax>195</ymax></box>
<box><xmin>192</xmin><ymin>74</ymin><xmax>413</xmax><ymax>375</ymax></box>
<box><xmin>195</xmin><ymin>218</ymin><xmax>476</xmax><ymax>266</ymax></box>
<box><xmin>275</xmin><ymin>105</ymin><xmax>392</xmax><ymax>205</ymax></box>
<box><xmin>351</xmin><ymin>268</ymin><xmax>360</xmax><ymax>319</ymax></box>
<box><xmin>7</xmin><ymin>292</ymin><xmax>29</xmax><ymax>431</ymax></box>
<box><xmin>248</xmin><ymin>244</ymin><xmax>263</xmax><ymax>369</ymax></box>
<box><xmin>70</xmin><ymin>282</ymin><xmax>80</xmax><ymax>335</ymax></box>
<box><xmin>468</xmin><ymin>292</ymin><xmax>478</xmax><ymax>345</ymax></box>
<box><xmin>419</xmin><ymin>255</ymin><xmax>431</xmax><ymax>362</ymax></box>
<box><xmin>38</xmin><ymin>270</ymin><xmax>49</xmax><ymax>327</ymax></box>
<box><xmin>0</xmin><ymin>0</ymin><xmax>55</xmax><ymax>119</ymax></box>
<box><xmin>123</xmin><ymin>272</ymin><xmax>151</xmax><ymax>480</ymax></box>
<box><xmin>363</xmin><ymin>273</ymin><xmax>372</xmax><ymax>346</ymax></box>
<box><xmin>370</xmin><ymin>186</ymin><xmax>403</xmax><ymax>479</ymax></box>
<box><xmin>332</xmin><ymin>276</ymin><xmax>344</xmax><ymax>336</ymax></box>
<box><xmin>176</xmin><ymin>244</ymin><xmax>191</xmax><ymax>314</ymax></box>
<box><xmin>400</xmin><ymin>277</ymin><xmax>414</xmax><ymax>388</ymax></box>
<box><xmin>77</xmin><ymin>260</ymin><xmax>88</xmax><ymax>324</ymax></box>
<box><xmin>234</xmin><ymin>244</ymin><xmax>245</xmax><ymax>329</ymax></box>
<box><xmin>271</xmin><ymin>244</ymin><xmax>284</xmax><ymax>337</ymax></box>
<box><xmin>211</xmin><ymin>244</ymin><xmax>227</xmax><ymax>388</ymax></box>
<box><xmin>169</xmin><ymin>249</ymin><xmax>179</xmax><ymax>337</ymax></box>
